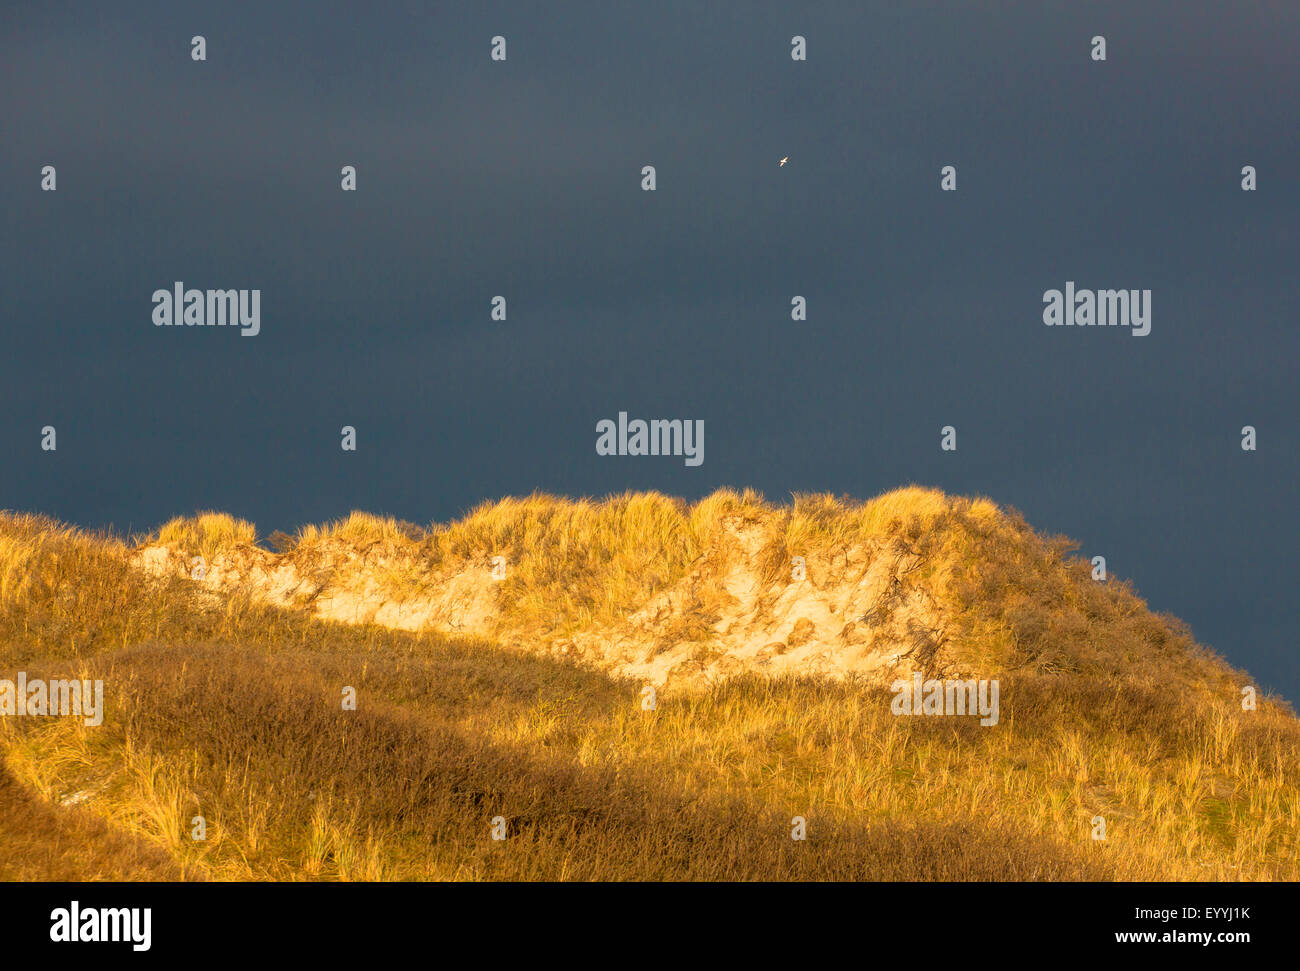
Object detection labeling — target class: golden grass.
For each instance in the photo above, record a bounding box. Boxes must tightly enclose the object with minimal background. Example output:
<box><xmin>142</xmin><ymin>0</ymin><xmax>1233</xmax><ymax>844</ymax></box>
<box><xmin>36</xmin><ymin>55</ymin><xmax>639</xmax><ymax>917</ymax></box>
<box><xmin>1</xmin><ymin>491</ymin><xmax>1297</xmax><ymax>881</ymax></box>
<box><xmin>293</xmin><ymin>511</ymin><xmax>424</xmax><ymax>550</ymax></box>
<box><xmin>222</xmin><ymin>487</ymin><xmax>1249</xmax><ymax>692</ymax></box>
<box><xmin>279</xmin><ymin>487</ymin><xmax>1000</xmax><ymax>637</ymax></box>
<box><xmin>0</xmin><ymin>763</ymin><xmax>192</xmax><ymax>881</ymax></box>
<box><xmin>154</xmin><ymin>511</ymin><xmax>257</xmax><ymax>560</ymax></box>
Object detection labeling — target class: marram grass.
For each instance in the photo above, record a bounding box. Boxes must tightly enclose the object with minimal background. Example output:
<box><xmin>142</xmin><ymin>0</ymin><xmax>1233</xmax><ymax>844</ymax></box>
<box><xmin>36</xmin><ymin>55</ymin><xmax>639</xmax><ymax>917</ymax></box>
<box><xmin>1</xmin><ymin>489</ymin><xmax>1296</xmax><ymax>881</ymax></box>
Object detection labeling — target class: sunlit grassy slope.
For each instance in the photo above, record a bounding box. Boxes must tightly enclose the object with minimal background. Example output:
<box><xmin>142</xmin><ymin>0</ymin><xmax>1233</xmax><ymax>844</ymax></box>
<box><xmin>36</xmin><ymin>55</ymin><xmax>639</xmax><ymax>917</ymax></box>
<box><xmin>1</xmin><ymin>489</ymin><xmax>1296</xmax><ymax>881</ymax></box>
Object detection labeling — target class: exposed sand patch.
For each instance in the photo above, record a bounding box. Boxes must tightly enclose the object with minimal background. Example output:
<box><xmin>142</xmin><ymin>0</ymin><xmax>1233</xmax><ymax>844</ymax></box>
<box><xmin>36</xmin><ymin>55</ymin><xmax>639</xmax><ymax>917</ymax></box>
<box><xmin>131</xmin><ymin>515</ymin><xmax>953</xmax><ymax>688</ymax></box>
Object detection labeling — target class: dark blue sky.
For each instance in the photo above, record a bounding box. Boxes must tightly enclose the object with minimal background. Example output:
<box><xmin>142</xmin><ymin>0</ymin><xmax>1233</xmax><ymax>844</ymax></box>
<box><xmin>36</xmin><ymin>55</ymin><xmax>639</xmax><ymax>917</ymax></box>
<box><xmin>3</xmin><ymin>2</ymin><xmax>1297</xmax><ymax>703</ymax></box>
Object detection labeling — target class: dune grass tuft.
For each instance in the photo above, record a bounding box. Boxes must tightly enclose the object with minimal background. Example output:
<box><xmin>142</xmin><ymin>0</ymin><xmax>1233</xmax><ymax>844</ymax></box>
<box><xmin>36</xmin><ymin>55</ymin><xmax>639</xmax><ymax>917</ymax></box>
<box><xmin>154</xmin><ymin>511</ymin><xmax>257</xmax><ymax>560</ymax></box>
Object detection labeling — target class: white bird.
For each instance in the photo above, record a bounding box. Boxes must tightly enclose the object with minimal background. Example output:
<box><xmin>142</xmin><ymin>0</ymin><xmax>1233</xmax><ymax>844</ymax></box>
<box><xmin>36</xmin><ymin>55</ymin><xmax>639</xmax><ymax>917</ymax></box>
<box><xmin>779</xmin><ymin>156</ymin><xmax>789</xmax><ymax>167</ymax></box>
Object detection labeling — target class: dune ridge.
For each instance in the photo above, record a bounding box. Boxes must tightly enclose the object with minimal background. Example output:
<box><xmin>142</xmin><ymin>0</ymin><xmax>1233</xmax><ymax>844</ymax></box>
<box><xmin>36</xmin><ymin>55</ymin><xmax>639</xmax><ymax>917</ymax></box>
<box><xmin>132</xmin><ymin>486</ymin><xmax>1237</xmax><ymax>694</ymax></box>
<box><xmin>2</xmin><ymin>487</ymin><xmax>1296</xmax><ymax>881</ymax></box>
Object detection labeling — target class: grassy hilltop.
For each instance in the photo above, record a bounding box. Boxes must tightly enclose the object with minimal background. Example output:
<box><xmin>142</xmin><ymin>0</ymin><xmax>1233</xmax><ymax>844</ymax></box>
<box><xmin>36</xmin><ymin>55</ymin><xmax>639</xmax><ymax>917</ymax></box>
<box><xmin>1</xmin><ymin>487</ymin><xmax>1296</xmax><ymax>880</ymax></box>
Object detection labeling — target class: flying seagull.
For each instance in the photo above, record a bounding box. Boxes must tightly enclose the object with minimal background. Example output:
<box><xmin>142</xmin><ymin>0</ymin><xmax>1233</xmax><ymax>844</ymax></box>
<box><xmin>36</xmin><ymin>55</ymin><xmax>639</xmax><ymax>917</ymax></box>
<box><xmin>779</xmin><ymin>156</ymin><xmax>789</xmax><ymax>167</ymax></box>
